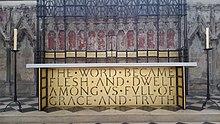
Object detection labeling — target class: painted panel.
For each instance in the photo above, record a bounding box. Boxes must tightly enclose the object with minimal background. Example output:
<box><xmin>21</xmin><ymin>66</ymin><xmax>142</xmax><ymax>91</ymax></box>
<box><xmin>42</xmin><ymin>79</ymin><xmax>47</xmax><ymax>88</ymax></box>
<box><xmin>178</xmin><ymin>78</ymin><xmax>183</xmax><ymax>86</ymax></box>
<box><xmin>176</xmin><ymin>67</ymin><xmax>185</xmax><ymax>108</ymax></box>
<box><xmin>97</xmin><ymin>31</ymin><xmax>106</xmax><ymax>50</ymax></box>
<box><xmin>42</xmin><ymin>98</ymin><xmax>47</xmax><ymax>108</ymax></box>
<box><xmin>45</xmin><ymin>51</ymin><xmax>179</xmax><ymax>59</ymax></box>
<box><xmin>159</xmin><ymin>31</ymin><xmax>165</xmax><ymax>48</ymax></box>
<box><xmin>42</xmin><ymin>88</ymin><xmax>46</xmax><ymax>97</ymax></box>
<box><xmin>39</xmin><ymin>69</ymin><xmax>48</xmax><ymax>110</ymax></box>
<box><xmin>167</xmin><ymin>29</ymin><xmax>175</xmax><ymax>49</ymax></box>
<box><xmin>68</xmin><ymin>31</ymin><xmax>76</xmax><ymax>50</ymax></box>
<box><xmin>107</xmin><ymin>30</ymin><xmax>116</xmax><ymax>50</ymax></box>
<box><xmin>178</xmin><ymin>87</ymin><xmax>183</xmax><ymax>97</ymax></box>
<box><xmin>138</xmin><ymin>30</ymin><xmax>145</xmax><ymax>50</ymax></box>
<box><xmin>77</xmin><ymin>30</ymin><xmax>86</xmax><ymax>50</ymax></box>
<box><xmin>118</xmin><ymin>30</ymin><xmax>126</xmax><ymax>50</ymax></box>
<box><xmin>178</xmin><ymin>68</ymin><xmax>183</xmax><ymax>76</ymax></box>
<box><xmin>147</xmin><ymin>30</ymin><xmax>155</xmax><ymax>49</ymax></box>
<box><xmin>58</xmin><ymin>30</ymin><xmax>65</xmax><ymax>50</ymax></box>
<box><xmin>127</xmin><ymin>30</ymin><xmax>135</xmax><ymax>50</ymax></box>
<box><xmin>48</xmin><ymin>31</ymin><xmax>56</xmax><ymax>50</ymax></box>
<box><xmin>88</xmin><ymin>31</ymin><xmax>96</xmax><ymax>50</ymax></box>
<box><xmin>178</xmin><ymin>97</ymin><xmax>183</xmax><ymax>106</ymax></box>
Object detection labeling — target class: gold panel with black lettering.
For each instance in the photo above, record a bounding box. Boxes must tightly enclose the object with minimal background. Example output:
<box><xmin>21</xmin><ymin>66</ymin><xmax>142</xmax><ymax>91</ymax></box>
<box><xmin>47</xmin><ymin>67</ymin><xmax>176</xmax><ymax>107</ymax></box>
<box><xmin>39</xmin><ymin>68</ymin><xmax>48</xmax><ymax>110</ymax></box>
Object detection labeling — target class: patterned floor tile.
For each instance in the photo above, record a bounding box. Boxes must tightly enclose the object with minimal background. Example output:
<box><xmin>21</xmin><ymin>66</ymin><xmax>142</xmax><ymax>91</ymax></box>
<box><xmin>208</xmin><ymin>105</ymin><xmax>220</xmax><ymax>110</ymax></box>
<box><xmin>21</xmin><ymin>107</ymin><xmax>38</xmax><ymax>113</ymax></box>
<box><xmin>148</xmin><ymin>122</ymin><xmax>158</xmax><ymax>124</ymax></box>
<box><xmin>188</xmin><ymin>96</ymin><xmax>204</xmax><ymax>101</ymax></box>
<box><xmin>160</xmin><ymin>106</ymin><xmax>180</xmax><ymax>112</ymax></box>
<box><xmin>90</xmin><ymin>106</ymin><xmax>109</xmax><ymax>112</ymax></box>
<box><xmin>44</xmin><ymin>107</ymin><xmax>62</xmax><ymax>113</ymax></box>
<box><xmin>28</xmin><ymin>103</ymin><xmax>38</xmax><ymax>107</ymax></box>
<box><xmin>186</xmin><ymin>101</ymin><xmax>194</xmax><ymax>105</ymax></box>
<box><xmin>3</xmin><ymin>102</ymin><xmax>25</xmax><ymax>107</ymax></box>
<box><xmin>20</xmin><ymin>98</ymin><xmax>35</xmax><ymax>102</ymax></box>
<box><xmin>197</xmin><ymin>100</ymin><xmax>207</xmax><ymax>104</ymax></box>
<box><xmin>0</xmin><ymin>95</ymin><xmax>219</xmax><ymax>114</ymax></box>
<box><xmin>186</xmin><ymin>105</ymin><xmax>203</xmax><ymax>111</ymax></box>
<box><xmin>176</xmin><ymin>122</ymin><xmax>187</xmax><ymax>124</ymax></box>
<box><xmin>66</xmin><ymin>106</ymin><xmax>86</xmax><ymax>112</ymax></box>
<box><xmin>113</xmin><ymin>106</ymin><xmax>133</xmax><ymax>112</ymax></box>
<box><xmin>203</xmin><ymin>122</ymin><xmax>216</xmax><ymax>124</ymax></box>
<box><xmin>136</xmin><ymin>106</ymin><xmax>157</xmax><ymax>112</ymax></box>
<box><xmin>0</xmin><ymin>107</ymin><xmax>15</xmax><ymax>112</ymax></box>
<box><xmin>122</xmin><ymin>122</ymin><xmax>129</xmax><ymax>124</ymax></box>
<box><xmin>0</xmin><ymin>98</ymin><xmax>13</xmax><ymax>102</ymax></box>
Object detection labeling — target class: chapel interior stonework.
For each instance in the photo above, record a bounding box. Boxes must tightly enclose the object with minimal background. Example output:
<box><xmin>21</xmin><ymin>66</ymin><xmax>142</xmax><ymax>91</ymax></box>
<box><xmin>0</xmin><ymin>0</ymin><xmax>220</xmax><ymax>97</ymax></box>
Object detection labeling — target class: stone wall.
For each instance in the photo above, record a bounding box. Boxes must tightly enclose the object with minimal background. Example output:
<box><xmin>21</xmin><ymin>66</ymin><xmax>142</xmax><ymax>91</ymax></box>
<box><xmin>0</xmin><ymin>2</ymin><xmax>36</xmax><ymax>96</ymax></box>
<box><xmin>187</xmin><ymin>2</ymin><xmax>220</xmax><ymax>94</ymax></box>
<box><xmin>0</xmin><ymin>1</ymin><xmax>220</xmax><ymax>96</ymax></box>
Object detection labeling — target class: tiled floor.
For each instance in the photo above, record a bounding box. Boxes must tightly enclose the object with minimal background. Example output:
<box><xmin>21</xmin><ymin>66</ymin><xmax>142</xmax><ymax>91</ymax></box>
<box><xmin>1</xmin><ymin>95</ymin><xmax>219</xmax><ymax>113</ymax></box>
<box><xmin>0</xmin><ymin>96</ymin><xmax>38</xmax><ymax>113</ymax></box>
<box><xmin>0</xmin><ymin>95</ymin><xmax>220</xmax><ymax>124</ymax></box>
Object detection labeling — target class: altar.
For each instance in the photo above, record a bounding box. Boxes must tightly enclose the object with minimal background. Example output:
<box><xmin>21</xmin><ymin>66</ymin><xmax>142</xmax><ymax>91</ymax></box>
<box><xmin>27</xmin><ymin>62</ymin><xmax>196</xmax><ymax>110</ymax></box>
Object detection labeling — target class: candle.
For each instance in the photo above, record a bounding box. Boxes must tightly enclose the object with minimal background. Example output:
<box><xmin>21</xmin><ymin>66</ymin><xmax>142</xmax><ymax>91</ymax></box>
<box><xmin>14</xmin><ymin>29</ymin><xmax>17</xmax><ymax>50</ymax></box>
<box><xmin>206</xmin><ymin>28</ymin><xmax>209</xmax><ymax>49</ymax></box>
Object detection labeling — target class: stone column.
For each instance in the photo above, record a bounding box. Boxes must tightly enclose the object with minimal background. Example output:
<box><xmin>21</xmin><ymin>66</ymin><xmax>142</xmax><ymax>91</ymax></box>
<box><xmin>211</xmin><ymin>38</ymin><xmax>218</xmax><ymax>94</ymax></box>
<box><xmin>0</xmin><ymin>42</ymin><xmax>7</xmax><ymax>96</ymax></box>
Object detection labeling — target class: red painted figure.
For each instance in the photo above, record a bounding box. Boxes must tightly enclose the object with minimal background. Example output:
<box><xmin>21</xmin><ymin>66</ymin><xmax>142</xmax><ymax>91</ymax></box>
<box><xmin>88</xmin><ymin>31</ymin><xmax>96</xmax><ymax>50</ymax></box>
<box><xmin>48</xmin><ymin>31</ymin><xmax>56</xmax><ymax>50</ymax></box>
<box><xmin>159</xmin><ymin>31</ymin><xmax>165</xmax><ymax>48</ymax></box>
<box><xmin>147</xmin><ymin>30</ymin><xmax>155</xmax><ymax>49</ymax></box>
<box><xmin>97</xmin><ymin>31</ymin><xmax>105</xmax><ymax>50</ymax></box>
<box><xmin>167</xmin><ymin>30</ymin><xmax>175</xmax><ymax>49</ymax></box>
<box><xmin>118</xmin><ymin>30</ymin><xmax>125</xmax><ymax>50</ymax></box>
<box><xmin>68</xmin><ymin>31</ymin><xmax>76</xmax><ymax>50</ymax></box>
<box><xmin>58</xmin><ymin>30</ymin><xmax>65</xmax><ymax>50</ymax></box>
<box><xmin>77</xmin><ymin>30</ymin><xmax>85</xmax><ymax>50</ymax></box>
<box><xmin>138</xmin><ymin>30</ymin><xmax>145</xmax><ymax>50</ymax></box>
<box><xmin>127</xmin><ymin>30</ymin><xmax>135</xmax><ymax>50</ymax></box>
<box><xmin>108</xmin><ymin>30</ymin><xmax>116</xmax><ymax>50</ymax></box>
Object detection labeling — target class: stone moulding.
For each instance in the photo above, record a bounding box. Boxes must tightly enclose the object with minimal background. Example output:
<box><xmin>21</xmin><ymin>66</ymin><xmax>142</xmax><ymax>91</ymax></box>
<box><xmin>26</xmin><ymin>62</ymin><xmax>197</xmax><ymax>68</ymax></box>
